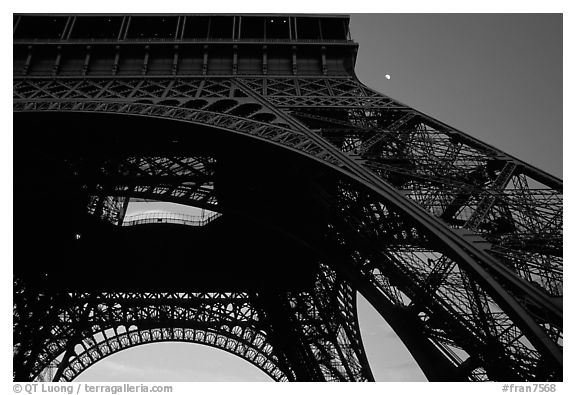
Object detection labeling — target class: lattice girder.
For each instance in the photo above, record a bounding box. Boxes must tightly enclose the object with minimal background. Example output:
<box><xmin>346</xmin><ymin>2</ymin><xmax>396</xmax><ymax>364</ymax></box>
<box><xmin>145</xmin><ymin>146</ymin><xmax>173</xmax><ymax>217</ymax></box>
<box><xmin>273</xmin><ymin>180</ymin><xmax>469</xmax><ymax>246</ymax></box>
<box><xmin>14</xmin><ymin>74</ymin><xmax>562</xmax><ymax>382</ymax></box>
<box><xmin>16</xmin><ymin>267</ymin><xmax>373</xmax><ymax>382</ymax></box>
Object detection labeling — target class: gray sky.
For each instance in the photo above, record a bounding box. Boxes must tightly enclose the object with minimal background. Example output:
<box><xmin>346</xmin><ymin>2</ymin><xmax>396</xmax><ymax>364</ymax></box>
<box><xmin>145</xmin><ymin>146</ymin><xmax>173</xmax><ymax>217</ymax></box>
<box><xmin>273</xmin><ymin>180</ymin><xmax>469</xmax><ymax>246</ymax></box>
<box><xmin>352</xmin><ymin>13</ymin><xmax>562</xmax><ymax>178</ymax></box>
<box><xmin>76</xmin><ymin>14</ymin><xmax>562</xmax><ymax>382</ymax></box>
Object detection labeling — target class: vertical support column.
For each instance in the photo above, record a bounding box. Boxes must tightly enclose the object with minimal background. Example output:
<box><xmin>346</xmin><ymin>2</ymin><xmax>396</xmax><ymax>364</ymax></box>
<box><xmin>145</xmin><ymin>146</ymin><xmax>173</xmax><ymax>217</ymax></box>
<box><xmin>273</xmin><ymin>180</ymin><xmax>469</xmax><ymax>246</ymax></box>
<box><xmin>256</xmin><ymin>292</ymin><xmax>323</xmax><ymax>381</ymax></box>
<box><xmin>291</xmin><ymin>45</ymin><xmax>298</xmax><ymax>76</ymax></box>
<box><xmin>142</xmin><ymin>45</ymin><xmax>150</xmax><ymax>75</ymax></box>
<box><xmin>112</xmin><ymin>45</ymin><xmax>120</xmax><ymax>75</ymax></box>
<box><xmin>232</xmin><ymin>16</ymin><xmax>237</xmax><ymax>41</ymax></box>
<box><xmin>232</xmin><ymin>45</ymin><xmax>238</xmax><ymax>75</ymax></box>
<box><xmin>117</xmin><ymin>197</ymin><xmax>130</xmax><ymax>226</ymax></box>
<box><xmin>295</xmin><ymin>266</ymin><xmax>375</xmax><ymax>381</ymax></box>
<box><xmin>202</xmin><ymin>45</ymin><xmax>208</xmax><ymax>75</ymax></box>
<box><xmin>52</xmin><ymin>302</ymin><xmax>95</xmax><ymax>382</ymax></box>
<box><xmin>321</xmin><ymin>46</ymin><xmax>327</xmax><ymax>75</ymax></box>
<box><xmin>82</xmin><ymin>45</ymin><xmax>91</xmax><ymax>76</ymax></box>
<box><xmin>179</xmin><ymin>16</ymin><xmax>187</xmax><ymax>39</ymax></box>
<box><xmin>23</xmin><ymin>45</ymin><xmax>33</xmax><ymax>75</ymax></box>
<box><xmin>172</xmin><ymin>45</ymin><xmax>179</xmax><ymax>75</ymax></box>
<box><xmin>262</xmin><ymin>45</ymin><xmax>268</xmax><ymax>75</ymax></box>
<box><xmin>52</xmin><ymin>45</ymin><xmax>62</xmax><ymax>76</ymax></box>
<box><xmin>13</xmin><ymin>285</ymin><xmax>67</xmax><ymax>381</ymax></box>
<box><xmin>309</xmin><ymin>291</ymin><xmax>356</xmax><ymax>381</ymax></box>
<box><xmin>236</xmin><ymin>16</ymin><xmax>242</xmax><ymax>40</ymax></box>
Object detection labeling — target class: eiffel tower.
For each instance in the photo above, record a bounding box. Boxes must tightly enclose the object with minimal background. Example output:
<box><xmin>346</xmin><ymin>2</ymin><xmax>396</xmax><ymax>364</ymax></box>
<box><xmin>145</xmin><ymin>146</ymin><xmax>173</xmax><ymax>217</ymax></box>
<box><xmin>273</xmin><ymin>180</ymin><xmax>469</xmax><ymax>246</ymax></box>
<box><xmin>13</xmin><ymin>14</ymin><xmax>562</xmax><ymax>382</ymax></box>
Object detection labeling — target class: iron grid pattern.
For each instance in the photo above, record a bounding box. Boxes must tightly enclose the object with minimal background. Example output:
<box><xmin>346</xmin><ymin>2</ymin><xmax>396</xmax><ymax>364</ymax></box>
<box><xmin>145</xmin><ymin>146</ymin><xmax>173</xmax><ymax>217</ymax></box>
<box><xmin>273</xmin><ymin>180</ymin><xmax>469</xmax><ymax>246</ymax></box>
<box><xmin>15</xmin><ymin>266</ymin><xmax>371</xmax><ymax>382</ymax></box>
<box><xmin>318</xmin><ymin>179</ymin><xmax>559</xmax><ymax>381</ymax></box>
<box><xmin>14</xmin><ymin>75</ymin><xmax>562</xmax><ymax>381</ymax></box>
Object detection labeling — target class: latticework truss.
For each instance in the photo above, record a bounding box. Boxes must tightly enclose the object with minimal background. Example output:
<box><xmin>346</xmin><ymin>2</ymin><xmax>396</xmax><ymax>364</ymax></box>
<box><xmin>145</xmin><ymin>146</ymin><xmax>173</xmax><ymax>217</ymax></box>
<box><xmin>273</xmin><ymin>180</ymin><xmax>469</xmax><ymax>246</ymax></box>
<box><xmin>14</xmin><ymin>52</ymin><xmax>561</xmax><ymax>382</ymax></box>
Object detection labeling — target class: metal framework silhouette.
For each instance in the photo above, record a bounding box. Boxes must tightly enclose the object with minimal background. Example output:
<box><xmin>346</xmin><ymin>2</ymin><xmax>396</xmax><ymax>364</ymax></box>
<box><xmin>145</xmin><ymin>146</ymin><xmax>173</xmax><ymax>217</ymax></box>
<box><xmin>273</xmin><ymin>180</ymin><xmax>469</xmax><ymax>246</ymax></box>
<box><xmin>13</xmin><ymin>14</ymin><xmax>562</xmax><ymax>382</ymax></box>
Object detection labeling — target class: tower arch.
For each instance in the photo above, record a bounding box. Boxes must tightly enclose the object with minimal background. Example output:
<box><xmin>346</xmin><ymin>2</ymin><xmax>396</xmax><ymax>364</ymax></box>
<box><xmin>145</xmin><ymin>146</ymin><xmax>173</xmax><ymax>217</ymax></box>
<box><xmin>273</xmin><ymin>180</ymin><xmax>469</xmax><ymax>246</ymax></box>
<box><xmin>14</xmin><ymin>14</ymin><xmax>562</xmax><ymax>382</ymax></box>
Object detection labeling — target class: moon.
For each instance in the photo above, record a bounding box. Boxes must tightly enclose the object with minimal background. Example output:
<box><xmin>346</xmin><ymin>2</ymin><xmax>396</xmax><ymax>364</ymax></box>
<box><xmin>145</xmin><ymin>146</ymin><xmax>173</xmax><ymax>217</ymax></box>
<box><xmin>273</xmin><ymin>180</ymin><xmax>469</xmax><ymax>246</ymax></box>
<box><xmin>385</xmin><ymin>74</ymin><xmax>391</xmax><ymax>80</ymax></box>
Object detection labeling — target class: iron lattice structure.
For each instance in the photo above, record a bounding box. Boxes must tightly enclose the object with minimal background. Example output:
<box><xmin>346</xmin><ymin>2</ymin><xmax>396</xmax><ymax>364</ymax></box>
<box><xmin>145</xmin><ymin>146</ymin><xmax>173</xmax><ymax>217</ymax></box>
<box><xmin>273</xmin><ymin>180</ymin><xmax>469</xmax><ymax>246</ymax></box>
<box><xmin>13</xmin><ymin>14</ymin><xmax>562</xmax><ymax>382</ymax></box>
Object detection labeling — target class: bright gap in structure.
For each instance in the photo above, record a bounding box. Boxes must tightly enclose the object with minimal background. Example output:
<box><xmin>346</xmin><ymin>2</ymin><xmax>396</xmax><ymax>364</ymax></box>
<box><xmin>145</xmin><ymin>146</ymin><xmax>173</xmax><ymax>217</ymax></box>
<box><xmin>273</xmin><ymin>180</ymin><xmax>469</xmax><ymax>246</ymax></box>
<box><xmin>73</xmin><ymin>296</ymin><xmax>426</xmax><ymax>382</ymax></box>
<box><xmin>124</xmin><ymin>200</ymin><xmax>218</xmax><ymax>219</ymax></box>
<box><xmin>74</xmin><ymin>342</ymin><xmax>272</xmax><ymax>382</ymax></box>
<box><xmin>356</xmin><ymin>294</ymin><xmax>426</xmax><ymax>381</ymax></box>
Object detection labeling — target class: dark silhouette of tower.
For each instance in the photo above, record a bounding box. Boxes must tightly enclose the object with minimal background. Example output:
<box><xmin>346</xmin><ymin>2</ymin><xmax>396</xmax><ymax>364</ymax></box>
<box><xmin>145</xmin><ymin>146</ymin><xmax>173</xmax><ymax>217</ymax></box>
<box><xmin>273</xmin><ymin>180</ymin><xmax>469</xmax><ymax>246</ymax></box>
<box><xmin>13</xmin><ymin>14</ymin><xmax>562</xmax><ymax>382</ymax></box>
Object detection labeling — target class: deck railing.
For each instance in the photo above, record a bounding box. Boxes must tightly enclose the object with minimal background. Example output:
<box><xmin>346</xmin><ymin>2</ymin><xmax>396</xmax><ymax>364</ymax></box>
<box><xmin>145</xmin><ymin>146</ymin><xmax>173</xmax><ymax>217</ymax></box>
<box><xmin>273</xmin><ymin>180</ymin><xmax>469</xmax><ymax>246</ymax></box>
<box><xmin>121</xmin><ymin>211</ymin><xmax>221</xmax><ymax>227</ymax></box>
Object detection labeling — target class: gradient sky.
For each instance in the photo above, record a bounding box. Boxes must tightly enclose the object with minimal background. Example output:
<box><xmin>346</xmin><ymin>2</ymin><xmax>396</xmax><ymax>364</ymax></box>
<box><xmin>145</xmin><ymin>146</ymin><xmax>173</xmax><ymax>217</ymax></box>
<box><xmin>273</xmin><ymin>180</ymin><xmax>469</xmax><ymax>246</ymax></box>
<box><xmin>73</xmin><ymin>14</ymin><xmax>562</xmax><ymax>382</ymax></box>
<box><xmin>352</xmin><ymin>13</ymin><xmax>562</xmax><ymax>178</ymax></box>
